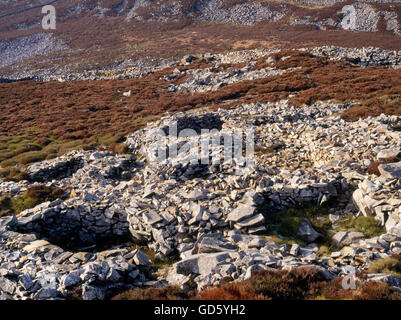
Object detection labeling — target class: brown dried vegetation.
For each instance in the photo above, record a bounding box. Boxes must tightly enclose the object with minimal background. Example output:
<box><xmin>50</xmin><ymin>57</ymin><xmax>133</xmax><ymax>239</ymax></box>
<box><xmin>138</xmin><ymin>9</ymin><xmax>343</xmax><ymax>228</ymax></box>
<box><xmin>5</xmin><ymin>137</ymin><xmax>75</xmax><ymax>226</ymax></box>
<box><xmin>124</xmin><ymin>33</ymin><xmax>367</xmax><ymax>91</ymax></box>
<box><xmin>111</xmin><ymin>266</ymin><xmax>401</xmax><ymax>300</ymax></box>
<box><xmin>112</xmin><ymin>285</ymin><xmax>189</xmax><ymax>300</ymax></box>
<box><xmin>367</xmin><ymin>156</ymin><xmax>401</xmax><ymax>176</ymax></box>
<box><xmin>195</xmin><ymin>267</ymin><xmax>401</xmax><ymax>300</ymax></box>
<box><xmin>1</xmin><ymin>1</ymin><xmax>401</xmax><ymax>76</ymax></box>
<box><xmin>0</xmin><ymin>51</ymin><xmax>400</xmax><ymax>180</ymax></box>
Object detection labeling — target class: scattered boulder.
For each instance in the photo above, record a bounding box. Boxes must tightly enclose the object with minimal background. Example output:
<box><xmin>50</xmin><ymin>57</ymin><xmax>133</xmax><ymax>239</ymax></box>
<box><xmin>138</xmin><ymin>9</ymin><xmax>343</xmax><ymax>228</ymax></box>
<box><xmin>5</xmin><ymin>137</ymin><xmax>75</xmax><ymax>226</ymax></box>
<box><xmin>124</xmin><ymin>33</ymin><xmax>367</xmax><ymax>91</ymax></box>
<box><xmin>192</xmin><ymin>234</ymin><xmax>237</xmax><ymax>254</ymax></box>
<box><xmin>332</xmin><ymin>231</ymin><xmax>365</xmax><ymax>245</ymax></box>
<box><xmin>297</xmin><ymin>220</ymin><xmax>321</xmax><ymax>243</ymax></box>
<box><xmin>377</xmin><ymin>149</ymin><xmax>400</xmax><ymax>161</ymax></box>
<box><xmin>227</xmin><ymin>204</ymin><xmax>256</xmax><ymax>223</ymax></box>
<box><xmin>378</xmin><ymin>162</ymin><xmax>401</xmax><ymax>180</ymax></box>
<box><xmin>133</xmin><ymin>249</ymin><xmax>152</xmax><ymax>268</ymax></box>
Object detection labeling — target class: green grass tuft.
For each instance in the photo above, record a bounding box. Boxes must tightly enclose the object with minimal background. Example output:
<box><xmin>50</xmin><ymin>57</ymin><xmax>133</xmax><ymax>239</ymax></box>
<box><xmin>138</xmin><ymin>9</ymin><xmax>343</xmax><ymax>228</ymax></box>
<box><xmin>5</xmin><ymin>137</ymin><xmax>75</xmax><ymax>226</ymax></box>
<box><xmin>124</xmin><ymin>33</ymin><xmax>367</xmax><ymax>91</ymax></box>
<box><xmin>368</xmin><ymin>255</ymin><xmax>401</xmax><ymax>278</ymax></box>
<box><xmin>336</xmin><ymin>215</ymin><xmax>385</xmax><ymax>238</ymax></box>
<box><xmin>0</xmin><ymin>185</ymin><xmax>66</xmax><ymax>217</ymax></box>
<box><xmin>265</xmin><ymin>206</ymin><xmax>332</xmax><ymax>246</ymax></box>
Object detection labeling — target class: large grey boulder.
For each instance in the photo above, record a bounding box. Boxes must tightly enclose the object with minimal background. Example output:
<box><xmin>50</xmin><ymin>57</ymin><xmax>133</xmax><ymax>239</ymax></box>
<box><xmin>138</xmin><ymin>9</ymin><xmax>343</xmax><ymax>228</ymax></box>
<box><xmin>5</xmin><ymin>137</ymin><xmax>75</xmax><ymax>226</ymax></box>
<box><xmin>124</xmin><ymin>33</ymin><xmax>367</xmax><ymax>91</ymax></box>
<box><xmin>82</xmin><ymin>284</ymin><xmax>106</xmax><ymax>300</ymax></box>
<box><xmin>235</xmin><ymin>214</ymin><xmax>265</xmax><ymax>229</ymax></box>
<box><xmin>227</xmin><ymin>204</ymin><xmax>256</xmax><ymax>222</ymax></box>
<box><xmin>61</xmin><ymin>272</ymin><xmax>81</xmax><ymax>288</ymax></box>
<box><xmin>378</xmin><ymin>161</ymin><xmax>401</xmax><ymax>180</ymax></box>
<box><xmin>19</xmin><ymin>274</ymin><xmax>34</xmax><ymax>290</ymax></box>
<box><xmin>0</xmin><ymin>277</ymin><xmax>16</xmax><ymax>295</ymax></box>
<box><xmin>332</xmin><ymin>231</ymin><xmax>365</xmax><ymax>245</ymax></box>
<box><xmin>377</xmin><ymin>149</ymin><xmax>400</xmax><ymax>161</ymax></box>
<box><xmin>297</xmin><ymin>219</ymin><xmax>321</xmax><ymax>243</ymax></box>
<box><xmin>133</xmin><ymin>249</ymin><xmax>152</xmax><ymax>267</ymax></box>
<box><xmin>142</xmin><ymin>210</ymin><xmax>163</xmax><ymax>225</ymax></box>
<box><xmin>0</xmin><ymin>216</ymin><xmax>17</xmax><ymax>231</ymax></box>
<box><xmin>352</xmin><ymin>189</ymin><xmax>380</xmax><ymax>216</ymax></box>
<box><xmin>385</xmin><ymin>214</ymin><xmax>401</xmax><ymax>235</ymax></box>
<box><xmin>172</xmin><ymin>252</ymin><xmax>235</xmax><ymax>277</ymax></box>
<box><xmin>33</xmin><ymin>288</ymin><xmax>58</xmax><ymax>300</ymax></box>
<box><xmin>192</xmin><ymin>234</ymin><xmax>237</xmax><ymax>254</ymax></box>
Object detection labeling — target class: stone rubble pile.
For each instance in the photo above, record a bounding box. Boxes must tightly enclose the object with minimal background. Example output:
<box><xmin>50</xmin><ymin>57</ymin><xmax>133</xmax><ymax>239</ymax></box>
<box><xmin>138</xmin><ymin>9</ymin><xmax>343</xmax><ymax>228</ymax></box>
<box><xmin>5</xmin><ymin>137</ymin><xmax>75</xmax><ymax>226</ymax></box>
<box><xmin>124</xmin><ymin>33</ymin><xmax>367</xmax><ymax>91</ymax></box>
<box><xmin>6</xmin><ymin>45</ymin><xmax>400</xmax><ymax>83</ymax></box>
<box><xmin>0</xmin><ymin>220</ymin><xmax>154</xmax><ymax>300</ymax></box>
<box><xmin>2</xmin><ymin>96</ymin><xmax>401</xmax><ymax>298</ymax></box>
<box><xmin>166</xmin><ymin>63</ymin><xmax>300</xmax><ymax>93</ymax></box>
<box><xmin>160</xmin><ymin>46</ymin><xmax>401</xmax><ymax>95</ymax></box>
<box><xmin>0</xmin><ymin>180</ymin><xmax>30</xmax><ymax>197</ymax></box>
<box><xmin>304</xmin><ymin>46</ymin><xmax>401</xmax><ymax>68</ymax></box>
<box><xmin>194</xmin><ymin>0</ymin><xmax>286</xmax><ymax>25</ymax></box>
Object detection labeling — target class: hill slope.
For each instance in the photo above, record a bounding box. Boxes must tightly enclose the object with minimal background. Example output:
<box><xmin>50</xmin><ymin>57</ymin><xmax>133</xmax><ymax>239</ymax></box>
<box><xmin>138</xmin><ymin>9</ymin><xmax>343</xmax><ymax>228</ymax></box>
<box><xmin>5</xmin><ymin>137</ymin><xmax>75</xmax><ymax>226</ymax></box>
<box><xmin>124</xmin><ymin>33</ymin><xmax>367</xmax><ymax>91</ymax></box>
<box><xmin>1</xmin><ymin>0</ymin><xmax>401</xmax><ymax>79</ymax></box>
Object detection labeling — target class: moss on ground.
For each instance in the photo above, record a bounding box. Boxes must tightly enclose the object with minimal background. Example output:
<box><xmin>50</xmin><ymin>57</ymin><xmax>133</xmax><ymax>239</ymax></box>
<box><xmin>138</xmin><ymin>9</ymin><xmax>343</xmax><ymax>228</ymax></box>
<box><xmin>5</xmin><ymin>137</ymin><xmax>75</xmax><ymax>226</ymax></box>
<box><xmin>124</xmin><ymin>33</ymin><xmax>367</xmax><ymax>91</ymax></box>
<box><xmin>0</xmin><ymin>133</ymin><xmax>132</xmax><ymax>181</ymax></box>
<box><xmin>336</xmin><ymin>215</ymin><xmax>386</xmax><ymax>238</ymax></box>
<box><xmin>367</xmin><ymin>255</ymin><xmax>401</xmax><ymax>278</ymax></box>
<box><xmin>266</xmin><ymin>206</ymin><xmax>386</xmax><ymax>249</ymax></box>
<box><xmin>265</xmin><ymin>206</ymin><xmax>332</xmax><ymax>246</ymax></box>
<box><xmin>0</xmin><ymin>185</ymin><xmax>66</xmax><ymax>217</ymax></box>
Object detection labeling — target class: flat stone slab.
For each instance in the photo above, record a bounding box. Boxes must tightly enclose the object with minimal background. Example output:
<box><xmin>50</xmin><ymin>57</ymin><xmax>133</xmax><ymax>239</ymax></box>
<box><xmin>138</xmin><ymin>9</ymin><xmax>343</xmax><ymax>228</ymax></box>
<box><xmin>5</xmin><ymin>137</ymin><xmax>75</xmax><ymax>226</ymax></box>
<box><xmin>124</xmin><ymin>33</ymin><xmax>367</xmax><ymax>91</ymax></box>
<box><xmin>235</xmin><ymin>213</ymin><xmax>265</xmax><ymax>228</ymax></box>
<box><xmin>377</xmin><ymin>149</ymin><xmax>400</xmax><ymax>161</ymax></box>
<box><xmin>378</xmin><ymin>161</ymin><xmax>401</xmax><ymax>180</ymax></box>
<box><xmin>174</xmin><ymin>252</ymin><xmax>235</xmax><ymax>276</ymax></box>
<box><xmin>22</xmin><ymin>240</ymin><xmax>52</xmax><ymax>253</ymax></box>
<box><xmin>332</xmin><ymin>231</ymin><xmax>365</xmax><ymax>245</ymax></box>
<box><xmin>227</xmin><ymin>204</ymin><xmax>256</xmax><ymax>223</ymax></box>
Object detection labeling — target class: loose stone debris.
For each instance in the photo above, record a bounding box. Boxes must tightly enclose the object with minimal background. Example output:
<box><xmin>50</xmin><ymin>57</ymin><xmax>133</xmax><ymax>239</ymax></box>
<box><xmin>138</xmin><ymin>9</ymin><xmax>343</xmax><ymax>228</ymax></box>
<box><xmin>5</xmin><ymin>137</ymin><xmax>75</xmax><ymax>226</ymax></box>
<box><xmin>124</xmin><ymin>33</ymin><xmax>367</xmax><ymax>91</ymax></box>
<box><xmin>1</xmin><ymin>47</ymin><xmax>401</xmax><ymax>299</ymax></box>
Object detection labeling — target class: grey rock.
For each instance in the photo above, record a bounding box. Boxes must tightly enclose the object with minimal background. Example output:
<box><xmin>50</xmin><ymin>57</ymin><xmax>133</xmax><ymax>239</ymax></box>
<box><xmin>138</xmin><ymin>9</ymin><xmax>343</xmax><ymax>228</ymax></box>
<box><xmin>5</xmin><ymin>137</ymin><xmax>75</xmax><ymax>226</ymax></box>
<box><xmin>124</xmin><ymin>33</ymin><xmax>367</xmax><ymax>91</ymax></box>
<box><xmin>244</xmin><ymin>264</ymin><xmax>267</xmax><ymax>280</ymax></box>
<box><xmin>377</xmin><ymin>149</ymin><xmax>400</xmax><ymax>161</ymax></box>
<box><xmin>61</xmin><ymin>272</ymin><xmax>81</xmax><ymax>288</ymax></box>
<box><xmin>192</xmin><ymin>234</ymin><xmax>237</xmax><ymax>254</ymax></box>
<box><xmin>19</xmin><ymin>274</ymin><xmax>34</xmax><ymax>290</ymax></box>
<box><xmin>235</xmin><ymin>214</ymin><xmax>265</xmax><ymax>229</ymax></box>
<box><xmin>173</xmin><ymin>252</ymin><xmax>233</xmax><ymax>276</ymax></box>
<box><xmin>297</xmin><ymin>220</ymin><xmax>321</xmax><ymax>243</ymax></box>
<box><xmin>82</xmin><ymin>284</ymin><xmax>106</xmax><ymax>300</ymax></box>
<box><xmin>227</xmin><ymin>204</ymin><xmax>256</xmax><ymax>222</ymax></box>
<box><xmin>33</xmin><ymin>288</ymin><xmax>58</xmax><ymax>300</ymax></box>
<box><xmin>247</xmin><ymin>237</ymin><xmax>266</xmax><ymax>249</ymax></box>
<box><xmin>378</xmin><ymin>161</ymin><xmax>401</xmax><ymax>180</ymax></box>
<box><xmin>332</xmin><ymin>231</ymin><xmax>365</xmax><ymax>245</ymax></box>
<box><xmin>133</xmin><ymin>249</ymin><xmax>152</xmax><ymax>267</ymax></box>
<box><xmin>290</xmin><ymin>244</ymin><xmax>300</xmax><ymax>256</ymax></box>
<box><xmin>0</xmin><ymin>216</ymin><xmax>18</xmax><ymax>230</ymax></box>
<box><xmin>0</xmin><ymin>277</ymin><xmax>16</xmax><ymax>295</ymax></box>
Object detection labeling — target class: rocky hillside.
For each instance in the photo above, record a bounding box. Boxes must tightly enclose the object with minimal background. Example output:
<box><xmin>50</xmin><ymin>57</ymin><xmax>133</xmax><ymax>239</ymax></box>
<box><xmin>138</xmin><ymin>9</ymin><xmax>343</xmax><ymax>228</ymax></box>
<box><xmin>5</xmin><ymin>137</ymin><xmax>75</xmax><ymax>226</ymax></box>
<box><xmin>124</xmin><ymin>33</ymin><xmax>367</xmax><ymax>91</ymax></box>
<box><xmin>1</xmin><ymin>0</ymin><xmax>401</xmax><ymax>79</ymax></box>
<box><xmin>1</xmin><ymin>0</ymin><xmax>401</xmax><ymax>302</ymax></box>
<box><xmin>0</xmin><ymin>46</ymin><xmax>401</xmax><ymax>300</ymax></box>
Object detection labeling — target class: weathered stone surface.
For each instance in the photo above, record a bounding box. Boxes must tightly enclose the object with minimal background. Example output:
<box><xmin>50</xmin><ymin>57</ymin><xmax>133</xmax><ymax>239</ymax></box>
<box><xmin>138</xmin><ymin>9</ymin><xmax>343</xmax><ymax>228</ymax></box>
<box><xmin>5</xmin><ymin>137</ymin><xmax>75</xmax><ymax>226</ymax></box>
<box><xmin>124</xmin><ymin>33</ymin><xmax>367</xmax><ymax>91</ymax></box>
<box><xmin>61</xmin><ymin>273</ymin><xmax>81</xmax><ymax>288</ymax></box>
<box><xmin>34</xmin><ymin>288</ymin><xmax>58</xmax><ymax>300</ymax></box>
<box><xmin>0</xmin><ymin>277</ymin><xmax>16</xmax><ymax>295</ymax></box>
<box><xmin>332</xmin><ymin>231</ymin><xmax>365</xmax><ymax>245</ymax></box>
<box><xmin>235</xmin><ymin>214</ymin><xmax>265</xmax><ymax>229</ymax></box>
<box><xmin>227</xmin><ymin>204</ymin><xmax>256</xmax><ymax>223</ymax></box>
<box><xmin>377</xmin><ymin>149</ymin><xmax>400</xmax><ymax>161</ymax></box>
<box><xmin>297</xmin><ymin>220</ymin><xmax>321</xmax><ymax>243</ymax></box>
<box><xmin>192</xmin><ymin>234</ymin><xmax>237</xmax><ymax>254</ymax></box>
<box><xmin>82</xmin><ymin>284</ymin><xmax>106</xmax><ymax>301</ymax></box>
<box><xmin>352</xmin><ymin>189</ymin><xmax>377</xmax><ymax>216</ymax></box>
<box><xmin>22</xmin><ymin>240</ymin><xmax>52</xmax><ymax>253</ymax></box>
<box><xmin>378</xmin><ymin>161</ymin><xmax>401</xmax><ymax>180</ymax></box>
<box><xmin>173</xmin><ymin>252</ymin><xmax>233</xmax><ymax>277</ymax></box>
<box><xmin>133</xmin><ymin>249</ymin><xmax>152</xmax><ymax>267</ymax></box>
<box><xmin>290</xmin><ymin>244</ymin><xmax>300</xmax><ymax>256</ymax></box>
